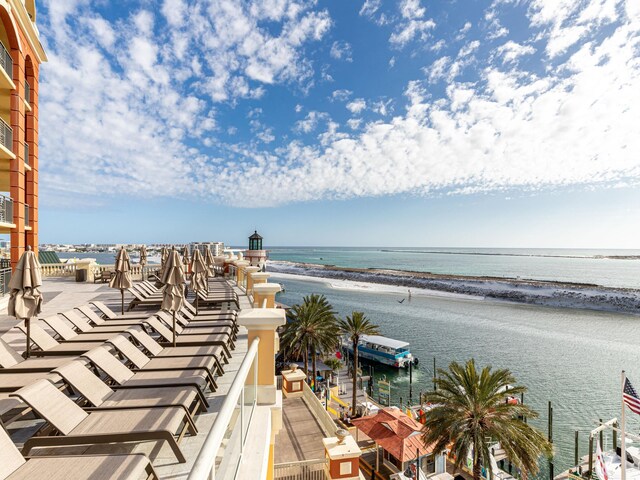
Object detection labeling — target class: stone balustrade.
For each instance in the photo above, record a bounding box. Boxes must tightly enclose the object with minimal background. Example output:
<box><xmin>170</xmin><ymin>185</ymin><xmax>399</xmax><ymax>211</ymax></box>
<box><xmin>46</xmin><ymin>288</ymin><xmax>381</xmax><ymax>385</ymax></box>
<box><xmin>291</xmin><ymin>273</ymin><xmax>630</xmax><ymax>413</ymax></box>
<box><xmin>40</xmin><ymin>263</ymin><xmax>77</xmax><ymax>277</ymax></box>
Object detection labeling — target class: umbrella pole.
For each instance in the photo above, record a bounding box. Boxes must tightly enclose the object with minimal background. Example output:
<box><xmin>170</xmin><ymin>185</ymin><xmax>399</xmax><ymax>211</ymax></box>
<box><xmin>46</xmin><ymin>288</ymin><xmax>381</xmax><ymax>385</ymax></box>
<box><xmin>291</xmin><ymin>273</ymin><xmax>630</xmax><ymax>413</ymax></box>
<box><xmin>121</xmin><ymin>289</ymin><xmax>125</xmax><ymax>315</ymax></box>
<box><xmin>172</xmin><ymin>311</ymin><xmax>177</xmax><ymax>348</ymax></box>
<box><xmin>25</xmin><ymin>318</ymin><xmax>30</xmax><ymax>358</ymax></box>
<box><xmin>196</xmin><ymin>294</ymin><xmax>199</xmax><ymax>315</ymax></box>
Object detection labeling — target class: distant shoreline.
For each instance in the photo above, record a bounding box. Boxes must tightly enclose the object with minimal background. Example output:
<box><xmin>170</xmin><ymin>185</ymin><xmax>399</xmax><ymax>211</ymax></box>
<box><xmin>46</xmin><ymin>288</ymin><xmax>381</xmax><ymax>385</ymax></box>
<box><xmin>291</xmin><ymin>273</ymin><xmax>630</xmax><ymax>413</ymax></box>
<box><xmin>268</xmin><ymin>260</ymin><xmax>640</xmax><ymax>315</ymax></box>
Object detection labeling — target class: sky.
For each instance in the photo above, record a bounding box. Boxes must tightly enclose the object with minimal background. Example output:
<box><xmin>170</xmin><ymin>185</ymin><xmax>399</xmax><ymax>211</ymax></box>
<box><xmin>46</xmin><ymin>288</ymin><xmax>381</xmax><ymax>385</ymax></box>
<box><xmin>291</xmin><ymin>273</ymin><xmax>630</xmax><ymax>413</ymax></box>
<box><xmin>29</xmin><ymin>0</ymin><xmax>640</xmax><ymax>247</ymax></box>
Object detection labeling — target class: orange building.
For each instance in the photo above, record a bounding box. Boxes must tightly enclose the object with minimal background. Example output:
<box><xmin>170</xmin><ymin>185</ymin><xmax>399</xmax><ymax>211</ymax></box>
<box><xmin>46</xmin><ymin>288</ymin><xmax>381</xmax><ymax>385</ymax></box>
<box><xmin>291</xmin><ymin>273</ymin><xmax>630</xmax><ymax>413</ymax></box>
<box><xmin>0</xmin><ymin>0</ymin><xmax>46</xmax><ymax>267</ymax></box>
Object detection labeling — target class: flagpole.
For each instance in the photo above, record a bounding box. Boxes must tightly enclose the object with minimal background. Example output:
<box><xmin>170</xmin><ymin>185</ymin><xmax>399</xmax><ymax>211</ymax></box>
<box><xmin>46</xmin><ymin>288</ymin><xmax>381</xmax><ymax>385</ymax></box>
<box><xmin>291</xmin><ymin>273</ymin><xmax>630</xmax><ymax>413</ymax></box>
<box><xmin>622</xmin><ymin>370</ymin><xmax>627</xmax><ymax>480</ymax></box>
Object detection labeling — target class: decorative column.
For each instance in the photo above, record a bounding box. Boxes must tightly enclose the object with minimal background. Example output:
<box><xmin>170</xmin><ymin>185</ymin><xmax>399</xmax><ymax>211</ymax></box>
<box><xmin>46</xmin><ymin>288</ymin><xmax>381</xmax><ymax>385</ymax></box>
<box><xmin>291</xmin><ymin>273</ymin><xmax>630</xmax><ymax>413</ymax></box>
<box><xmin>253</xmin><ymin>283</ymin><xmax>281</xmax><ymax>308</ymax></box>
<box><xmin>234</xmin><ymin>260</ymin><xmax>249</xmax><ymax>287</ymax></box>
<box><xmin>249</xmin><ymin>271</ymin><xmax>270</xmax><ymax>296</ymax></box>
<box><xmin>245</xmin><ymin>266</ymin><xmax>261</xmax><ymax>293</ymax></box>
<box><xmin>323</xmin><ymin>431</ymin><xmax>362</xmax><ymax>480</ymax></box>
<box><xmin>238</xmin><ymin>307</ymin><xmax>286</xmax><ymax>480</ymax></box>
<box><xmin>281</xmin><ymin>364</ymin><xmax>306</xmax><ymax>398</ymax></box>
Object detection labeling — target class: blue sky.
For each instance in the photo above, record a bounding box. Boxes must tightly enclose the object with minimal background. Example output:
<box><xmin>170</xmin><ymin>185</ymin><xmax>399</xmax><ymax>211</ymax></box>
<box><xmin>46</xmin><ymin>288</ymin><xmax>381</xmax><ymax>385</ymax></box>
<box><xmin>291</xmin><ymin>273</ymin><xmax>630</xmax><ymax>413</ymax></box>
<box><xmin>31</xmin><ymin>0</ymin><xmax>640</xmax><ymax>247</ymax></box>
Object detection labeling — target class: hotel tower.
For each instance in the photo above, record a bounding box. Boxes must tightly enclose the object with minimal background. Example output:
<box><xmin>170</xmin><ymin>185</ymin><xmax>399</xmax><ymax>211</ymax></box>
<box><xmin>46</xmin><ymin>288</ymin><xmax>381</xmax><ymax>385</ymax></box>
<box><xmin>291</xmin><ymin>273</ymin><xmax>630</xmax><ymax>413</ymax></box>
<box><xmin>0</xmin><ymin>0</ymin><xmax>46</xmax><ymax>267</ymax></box>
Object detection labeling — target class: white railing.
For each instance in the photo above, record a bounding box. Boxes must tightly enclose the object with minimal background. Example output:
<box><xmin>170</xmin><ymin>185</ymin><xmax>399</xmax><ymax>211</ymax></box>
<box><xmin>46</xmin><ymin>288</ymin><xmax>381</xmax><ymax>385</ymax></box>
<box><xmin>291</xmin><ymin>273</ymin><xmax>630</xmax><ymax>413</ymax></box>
<box><xmin>41</xmin><ymin>263</ymin><xmax>77</xmax><ymax>277</ymax></box>
<box><xmin>301</xmin><ymin>381</ymin><xmax>337</xmax><ymax>437</ymax></box>
<box><xmin>188</xmin><ymin>338</ymin><xmax>260</xmax><ymax>480</ymax></box>
<box><xmin>274</xmin><ymin>458</ymin><xmax>327</xmax><ymax>480</ymax></box>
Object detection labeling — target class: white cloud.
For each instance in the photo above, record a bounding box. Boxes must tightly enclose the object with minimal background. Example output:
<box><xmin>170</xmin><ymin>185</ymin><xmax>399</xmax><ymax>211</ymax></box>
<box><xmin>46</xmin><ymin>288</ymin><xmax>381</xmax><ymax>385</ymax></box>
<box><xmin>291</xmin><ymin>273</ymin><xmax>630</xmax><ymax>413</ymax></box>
<box><xmin>331</xmin><ymin>89</ymin><xmax>352</xmax><ymax>102</ymax></box>
<box><xmin>388</xmin><ymin>0</ymin><xmax>436</xmax><ymax>48</ymax></box>
<box><xmin>330</xmin><ymin>41</ymin><xmax>353</xmax><ymax>62</ymax></box>
<box><xmin>295</xmin><ymin>111</ymin><xmax>330</xmax><ymax>133</ymax></box>
<box><xmin>346</xmin><ymin>98</ymin><xmax>367</xmax><ymax>114</ymax></box>
<box><xmin>495</xmin><ymin>40</ymin><xmax>536</xmax><ymax>63</ymax></box>
<box><xmin>359</xmin><ymin>0</ymin><xmax>381</xmax><ymax>18</ymax></box>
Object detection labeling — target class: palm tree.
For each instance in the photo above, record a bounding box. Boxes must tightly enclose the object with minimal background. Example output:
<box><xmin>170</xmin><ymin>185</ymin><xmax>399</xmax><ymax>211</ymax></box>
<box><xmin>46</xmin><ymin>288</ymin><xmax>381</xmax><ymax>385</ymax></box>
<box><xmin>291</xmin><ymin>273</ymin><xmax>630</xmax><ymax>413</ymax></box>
<box><xmin>280</xmin><ymin>294</ymin><xmax>338</xmax><ymax>390</ymax></box>
<box><xmin>338</xmin><ymin>311</ymin><xmax>379</xmax><ymax>417</ymax></box>
<box><xmin>422</xmin><ymin>359</ymin><xmax>552</xmax><ymax>480</ymax></box>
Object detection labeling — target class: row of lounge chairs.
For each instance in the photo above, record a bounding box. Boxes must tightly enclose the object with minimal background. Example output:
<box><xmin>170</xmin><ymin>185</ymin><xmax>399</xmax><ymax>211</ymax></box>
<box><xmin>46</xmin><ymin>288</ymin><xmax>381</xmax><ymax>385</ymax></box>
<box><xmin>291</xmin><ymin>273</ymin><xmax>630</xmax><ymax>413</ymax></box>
<box><xmin>0</xmin><ymin>278</ymin><xmax>241</xmax><ymax>480</ymax></box>
<box><xmin>128</xmin><ymin>280</ymin><xmax>240</xmax><ymax>311</ymax></box>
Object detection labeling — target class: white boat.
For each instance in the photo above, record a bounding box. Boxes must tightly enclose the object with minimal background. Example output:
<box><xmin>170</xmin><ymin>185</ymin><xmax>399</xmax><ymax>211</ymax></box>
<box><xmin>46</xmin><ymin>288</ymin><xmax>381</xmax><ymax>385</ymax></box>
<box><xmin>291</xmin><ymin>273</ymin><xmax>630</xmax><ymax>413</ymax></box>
<box><xmin>344</xmin><ymin>334</ymin><xmax>418</xmax><ymax>369</ymax></box>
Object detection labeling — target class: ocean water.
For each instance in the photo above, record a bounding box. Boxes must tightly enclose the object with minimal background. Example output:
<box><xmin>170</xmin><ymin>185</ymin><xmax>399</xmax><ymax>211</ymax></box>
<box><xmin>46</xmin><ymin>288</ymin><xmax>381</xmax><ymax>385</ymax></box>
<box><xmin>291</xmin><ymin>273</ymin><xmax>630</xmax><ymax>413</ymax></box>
<box><xmin>269</xmin><ymin>247</ymin><xmax>640</xmax><ymax>288</ymax></box>
<box><xmin>275</xmin><ymin>274</ymin><xmax>640</xmax><ymax>476</ymax></box>
<box><xmin>57</xmin><ymin>252</ymin><xmax>159</xmax><ymax>264</ymax></box>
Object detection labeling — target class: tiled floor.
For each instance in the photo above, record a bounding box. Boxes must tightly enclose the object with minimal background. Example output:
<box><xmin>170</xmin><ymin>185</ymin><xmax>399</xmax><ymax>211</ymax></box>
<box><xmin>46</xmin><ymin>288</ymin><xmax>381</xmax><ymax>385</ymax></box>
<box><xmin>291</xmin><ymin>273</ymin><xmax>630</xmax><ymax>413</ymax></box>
<box><xmin>1</xmin><ymin>277</ymin><xmax>253</xmax><ymax>480</ymax></box>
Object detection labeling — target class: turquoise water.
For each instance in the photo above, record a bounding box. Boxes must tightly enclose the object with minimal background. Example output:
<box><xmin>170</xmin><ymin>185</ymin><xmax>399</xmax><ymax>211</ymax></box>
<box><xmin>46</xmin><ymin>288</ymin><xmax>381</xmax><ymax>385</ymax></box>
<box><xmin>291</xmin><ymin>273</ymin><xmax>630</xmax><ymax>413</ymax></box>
<box><xmin>269</xmin><ymin>247</ymin><xmax>640</xmax><ymax>288</ymax></box>
<box><xmin>276</xmin><ymin>274</ymin><xmax>640</xmax><ymax>476</ymax></box>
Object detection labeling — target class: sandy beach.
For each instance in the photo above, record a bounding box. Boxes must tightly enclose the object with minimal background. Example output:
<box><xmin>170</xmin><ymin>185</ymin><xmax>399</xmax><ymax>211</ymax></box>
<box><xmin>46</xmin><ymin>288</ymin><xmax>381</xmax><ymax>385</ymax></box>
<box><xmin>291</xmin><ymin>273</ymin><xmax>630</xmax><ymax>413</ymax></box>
<box><xmin>268</xmin><ymin>260</ymin><xmax>640</xmax><ymax>315</ymax></box>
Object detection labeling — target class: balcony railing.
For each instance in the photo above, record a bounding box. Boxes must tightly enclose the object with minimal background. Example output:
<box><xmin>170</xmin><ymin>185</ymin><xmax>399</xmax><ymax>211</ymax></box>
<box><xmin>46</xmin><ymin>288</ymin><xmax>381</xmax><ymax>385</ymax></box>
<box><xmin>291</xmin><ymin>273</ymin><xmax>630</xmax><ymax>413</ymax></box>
<box><xmin>25</xmin><ymin>81</ymin><xmax>30</xmax><ymax>104</ymax></box>
<box><xmin>0</xmin><ymin>42</ymin><xmax>12</xmax><ymax>80</ymax></box>
<box><xmin>0</xmin><ymin>194</ymin><xmax>13</xmax><ymax>224</ymax></box>
<box><xmin>24</xmin><ymin>142</ymin><xmax>29</xmax><ymax>165</ymax></box>
<box><xmin>188</xmin><ymin>338</ymin><xmax>259</xmax><ymax>480</ymax></box>
<box><xmin>0</xmin><ymin>266</ymin><xmax>11</xmax><ymax>296</ymax></box>
<box><xmin>0</xmin><ymin>118</ymin><xmax>12</xmax><ymax>153</ymax></box>
<box><xmin>25</xmin><ymin>203</ymin><xmax>29</xmax><ymax>226</ymax></box>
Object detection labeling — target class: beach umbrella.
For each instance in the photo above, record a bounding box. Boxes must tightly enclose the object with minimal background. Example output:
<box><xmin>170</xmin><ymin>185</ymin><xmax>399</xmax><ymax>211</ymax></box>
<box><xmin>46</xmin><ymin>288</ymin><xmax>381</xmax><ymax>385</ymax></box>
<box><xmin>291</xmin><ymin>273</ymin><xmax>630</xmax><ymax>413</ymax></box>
<box><xmin>159</xmin><ymin>246</ymin><xmax>169</xmax><ymax>278</ymax></box>
<box><xmin>8</xmin><ymin>246</ymin><xmax>43</xmax><ymax>358</ymax></box>
<box><xmin>182</xmin><ymin>245</ymin><xmax>191</xmax><ymax>275</ymax></box>
<box><xmin>110</xmin><ymin>247</ymin><xmax>132</xmax><ymax>315</ymax></box>
<box><xmin>139</xmin><ymin>245</ymin><xmax>147</xmax><ymax>280</ymax></box>
<box><xmin>204</xmin><ymin>245</ymin><xmax>215</xmax><ymax>277</ymax></box>
<box><xmin>190</xmin><ymin>249</ymin><xmax>208</xmax><ymax>314</ymax></box>
<box><xmin>161</xmin><ymin>247</ymin><xmax>185</xmax><ymax>347</ymax></box>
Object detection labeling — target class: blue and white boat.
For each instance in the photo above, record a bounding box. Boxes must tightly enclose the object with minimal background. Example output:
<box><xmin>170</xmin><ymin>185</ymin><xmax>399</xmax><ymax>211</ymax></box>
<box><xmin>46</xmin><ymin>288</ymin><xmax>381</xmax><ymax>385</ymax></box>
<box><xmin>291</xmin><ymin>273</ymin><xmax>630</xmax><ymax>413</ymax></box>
<box><xmin>344</xmin><ymin>335</ymin><xmax>418</xmax><ymax>369</ymax></box>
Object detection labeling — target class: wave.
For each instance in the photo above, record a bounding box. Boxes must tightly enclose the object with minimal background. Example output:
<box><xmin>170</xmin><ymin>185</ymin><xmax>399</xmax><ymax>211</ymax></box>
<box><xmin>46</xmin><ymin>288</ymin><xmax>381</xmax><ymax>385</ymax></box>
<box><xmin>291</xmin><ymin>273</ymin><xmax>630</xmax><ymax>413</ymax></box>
<box><xmin>267</xmin><ymin>260</ymin><xmax>640</xmax><ymax>315</ymax></box>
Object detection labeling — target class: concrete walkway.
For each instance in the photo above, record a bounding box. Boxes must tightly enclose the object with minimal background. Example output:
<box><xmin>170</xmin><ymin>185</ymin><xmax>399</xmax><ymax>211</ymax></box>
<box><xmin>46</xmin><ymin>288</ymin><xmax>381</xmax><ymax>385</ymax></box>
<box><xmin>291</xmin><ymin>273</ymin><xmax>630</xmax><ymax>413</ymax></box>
<box><xmin>274</xmin><ymin>396</ymin><xmax>326</xmax><ymax>463</ymax></box>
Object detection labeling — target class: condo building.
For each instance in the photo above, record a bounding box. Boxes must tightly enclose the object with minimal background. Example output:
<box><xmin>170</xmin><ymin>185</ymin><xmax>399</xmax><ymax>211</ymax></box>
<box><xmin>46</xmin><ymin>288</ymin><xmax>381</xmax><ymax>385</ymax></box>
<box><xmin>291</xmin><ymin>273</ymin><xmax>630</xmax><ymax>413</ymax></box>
<box><xmin>0</xmin><ymin>0</ymin><xmax>46</xmax><ymax>268</ymax></box>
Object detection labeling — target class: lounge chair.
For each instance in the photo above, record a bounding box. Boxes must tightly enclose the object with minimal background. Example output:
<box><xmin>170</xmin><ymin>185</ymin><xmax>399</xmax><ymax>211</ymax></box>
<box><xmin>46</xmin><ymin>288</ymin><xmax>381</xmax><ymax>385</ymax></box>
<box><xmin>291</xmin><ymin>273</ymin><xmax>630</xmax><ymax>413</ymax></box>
<box><xmin>89</xmin><ymin>301</ymin><xmax>148</xmax><ymax>320</ymax></box>
<box><xmin>16</xmin><ymin>324</ymin><xmax>108</xmax><ymax>356</ymax></box>
<box><xmin>54</xmin><ymin>360</ymin><xmax>204</xmax><ymax>426</ymax></box>
<box><xmin>41</xmin><ymin>316</ymin><xmax>121</xmax><ymax>343</ymax></box>
<box><xmin>144</xmin><ymin>318</ymin><xmax>232</xmax><ymax>359</ymax></box>
<box><xmin>0</xmin><ymin>425</ymin><xmax>159</xmax><ymax>480</ymax></box>
<box><xmin>0</xmin><ymin>339</ymin><xmax>75</xmax><ymax>372</ymax></box>
<box><xmin>109</xmin><ymin>333</ymin><xmax>222</xmax><ymax>382</ymax></box>
<box><xmin>126</xmin><ymin>328</ymin><xmax>229</xmax><ymax>367</ymax></box>
<box><xmin>81</xmin><ymin>346</ymin><xmax>214</xmax><ymax>397</ymax></box>
<box><xmin>11</xmin><ymin>379</ymin><xmax>192</xmax><ymax>463</ymax></box>
<box><xmin>0</xmin><ymin>372</ymin><xmax>61</xmax><ymax>393</ymax></box>
<box><xmin>67</xmin><ymin>308</ymin><xmax>144</xmax><ymax>329</ymax></box>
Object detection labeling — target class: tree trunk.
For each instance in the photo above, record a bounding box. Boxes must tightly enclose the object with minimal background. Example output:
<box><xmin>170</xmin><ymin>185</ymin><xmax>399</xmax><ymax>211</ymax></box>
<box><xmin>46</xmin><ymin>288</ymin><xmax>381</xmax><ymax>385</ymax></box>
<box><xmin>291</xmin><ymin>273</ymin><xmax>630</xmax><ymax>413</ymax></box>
<box><xmin>352</xmin><ymin>339</ymin><xmax>358</xmax><ymax>417</ymax></box>
<box><xmin>304</xmin><ymin>344</ymin><xmax>309</xmax><ymax>385</ymax></box>
<box><xmin>473</xmin><ymin>444</ymin><xmax>482</xmax><ymax>480</ymax></box>
<box><xmin>312</xmin><ymin>350</ymin><xmax>317</xmax><ymax>392</ymax></box>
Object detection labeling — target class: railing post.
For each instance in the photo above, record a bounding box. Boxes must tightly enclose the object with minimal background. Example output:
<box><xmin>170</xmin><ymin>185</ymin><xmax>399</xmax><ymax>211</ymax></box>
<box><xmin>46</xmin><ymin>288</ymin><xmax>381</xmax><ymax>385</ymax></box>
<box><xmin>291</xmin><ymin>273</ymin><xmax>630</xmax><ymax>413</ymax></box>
<box><xmin>234</xmin><ymin>260</ymin><xmax>249</xmax><ymax>288</ymax></box>
<box><xmin>238</xmin><ymin>307</ymin><xmax>286</xmax><ymax>480</ymax></box>
<box><xmin>253</xmin><ymin>283</ymin><xmax>282</xmax><ymax>308</ymax></box>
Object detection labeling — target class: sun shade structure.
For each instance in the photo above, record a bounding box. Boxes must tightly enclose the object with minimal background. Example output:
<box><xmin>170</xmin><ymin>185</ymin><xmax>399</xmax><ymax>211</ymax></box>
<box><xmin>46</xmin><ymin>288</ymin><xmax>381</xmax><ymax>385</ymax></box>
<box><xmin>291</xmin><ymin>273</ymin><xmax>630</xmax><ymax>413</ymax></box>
<box><xmin>8</xmin><ymin>246</ymin><xmax>43</xmax><ymax>358</ymax></box>
<box><xmin>190</xmin><ymin>249</ymin><xmax>208</xmax><ymax>313</ymax></box>
<box><xmin>109</xmin><ymin>247</ymin><xmax>133</xmax><ymax>315</ymax></box>
<box><xmin>161</xmin><ymin>247</ymin><xmax>185</xmax><ymax>347</ymax></box>
<box><xmin>159</xmin><ymin>246</ymin><xmax>169</xmax><ymax>278</ymax></box>
<box><xmin>352</xmin><ymin>407</ymin><xmax>434</xmax><ymax>466</ymax></box>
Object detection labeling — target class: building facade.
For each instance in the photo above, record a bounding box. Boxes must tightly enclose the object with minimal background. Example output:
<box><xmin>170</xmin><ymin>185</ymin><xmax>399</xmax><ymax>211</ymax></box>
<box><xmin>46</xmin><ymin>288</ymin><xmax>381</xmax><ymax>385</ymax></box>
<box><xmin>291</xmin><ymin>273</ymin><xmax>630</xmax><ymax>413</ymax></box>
<box><xmin>0</xmin><ymin>0</ymin><xmax>46</xmax><ymax>267</ymax></box>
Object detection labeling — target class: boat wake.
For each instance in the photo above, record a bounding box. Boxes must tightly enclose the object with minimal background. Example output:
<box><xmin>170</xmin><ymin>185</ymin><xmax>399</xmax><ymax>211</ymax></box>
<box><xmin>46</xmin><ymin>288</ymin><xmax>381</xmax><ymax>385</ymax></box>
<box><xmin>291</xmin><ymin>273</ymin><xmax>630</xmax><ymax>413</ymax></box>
<box><xmin>267</xmin><ymin>260</ymin><xmax>640</xmax><ymax>315</ymax></box>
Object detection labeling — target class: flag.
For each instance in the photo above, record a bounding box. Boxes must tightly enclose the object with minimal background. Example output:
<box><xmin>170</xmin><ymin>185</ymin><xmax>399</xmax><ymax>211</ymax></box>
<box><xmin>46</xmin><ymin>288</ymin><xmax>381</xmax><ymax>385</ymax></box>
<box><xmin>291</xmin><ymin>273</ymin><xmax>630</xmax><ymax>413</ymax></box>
<box><xmin>595</xmin><ymin>441</ymin><xmax>609</xmax><ymax>480</ymax></box>
<box><xmin>623</xmin><ymin>378</ymin><xmax>640</xmax><ymax>415</ymax></box>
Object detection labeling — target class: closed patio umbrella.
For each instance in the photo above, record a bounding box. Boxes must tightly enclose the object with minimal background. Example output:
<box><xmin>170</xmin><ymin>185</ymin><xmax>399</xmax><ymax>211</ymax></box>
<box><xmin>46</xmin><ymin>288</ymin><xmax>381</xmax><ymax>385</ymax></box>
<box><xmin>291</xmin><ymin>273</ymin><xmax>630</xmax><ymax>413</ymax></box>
<box><xmin>161</xmin><ymin>247</ymin><xmax>185</xmax><ymax>347</ymax></box>
<box><xmin>8</xmin><ymin>246</ymin><xmax>43</xmax><ymax>358</ymax></box>
<box><xmin>159</xmin><ymin>246</ymin><xmax>169</xmax><ymax>278</ymax></box>
<box><xmin>110</xmin><ymin>247</ymin><xmax>132</xmax><ymax>314</ymax></box>
<box><xmin>190</xmin><ymin>249</ymin><xmax>208</xmax><ymax>314</ymax></box>
<box><xmin>139</xmin><ymin>245</ymin><xmax>147</xmax><ymax>280</ymax></box>
<box><xmin>204</xmin><ymin>245</ymin><xmax>215</xmax><ymax>278</ymax></box>
<box><xmin>182</xmin><ymin>245</ymin><xmax>191</xmax><ymax>276</ymax></box>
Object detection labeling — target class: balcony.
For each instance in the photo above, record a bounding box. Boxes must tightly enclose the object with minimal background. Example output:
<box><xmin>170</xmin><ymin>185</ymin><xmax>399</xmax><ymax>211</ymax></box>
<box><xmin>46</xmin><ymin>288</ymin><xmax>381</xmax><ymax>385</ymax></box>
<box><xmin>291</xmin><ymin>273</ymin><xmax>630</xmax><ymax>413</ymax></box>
<box><xmin>24</xmin><ymin>81</ymin><xmax>31</xmax><ymax>111</ymax></box>
<box><xmin>0</xmin><ymin>41</ymin><xmax>14</xmax><ymax>90</ymax></box>
<box><xmin>25</xmin><ymin>203</ymin><xmax>30</xmax><ymax>230</ymax></box>
<box><xmin>24</xmin><ymin>141</ymin><xmax>30</xmax><ymax>169</ymax></box>
<box><xmin>0</xmin><ymin>194</ymin><xmax>15</xmax><ymax>232</ymax></box>
<box><xmin>0</xmin><ymin>117</ymin><xmax>14</xmax><ymax>160</ymax></box>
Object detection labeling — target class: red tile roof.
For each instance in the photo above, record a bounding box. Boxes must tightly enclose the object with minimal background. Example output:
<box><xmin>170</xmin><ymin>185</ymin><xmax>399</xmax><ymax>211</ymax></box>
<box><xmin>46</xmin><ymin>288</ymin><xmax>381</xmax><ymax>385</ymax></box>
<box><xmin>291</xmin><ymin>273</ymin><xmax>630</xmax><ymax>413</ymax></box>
<box><xmin>352</xmin><ymin>407</ymin><xmax>435</xmax><ymax>462</ymax></box>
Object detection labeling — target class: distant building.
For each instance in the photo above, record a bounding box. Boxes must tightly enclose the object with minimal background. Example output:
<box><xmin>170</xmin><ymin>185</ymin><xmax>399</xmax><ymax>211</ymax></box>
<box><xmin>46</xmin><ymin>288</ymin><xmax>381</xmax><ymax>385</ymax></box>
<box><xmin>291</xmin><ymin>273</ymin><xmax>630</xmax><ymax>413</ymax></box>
<box><xmin>0</xmin><ymin>0</ymin><xmax>47</xmax><ymax>267</ymax></box>
<box><xmin>191</xmin><ymin>241</ymin><xmax>225</xmax><ymax>257</ymax></box>
<box><xmin>245</xmin><ymin>230</ymin><xmax>267</xmax><ymax>269</ymax></box>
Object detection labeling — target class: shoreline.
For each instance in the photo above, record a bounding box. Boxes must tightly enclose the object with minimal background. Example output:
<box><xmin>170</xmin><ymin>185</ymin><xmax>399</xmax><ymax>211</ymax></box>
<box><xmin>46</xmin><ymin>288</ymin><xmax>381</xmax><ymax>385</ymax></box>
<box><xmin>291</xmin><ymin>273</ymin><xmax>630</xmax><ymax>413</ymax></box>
<box><xmin>267</xmin><ymin>260</ymin><xmax>640</xmax><ymax>315</ymax></box>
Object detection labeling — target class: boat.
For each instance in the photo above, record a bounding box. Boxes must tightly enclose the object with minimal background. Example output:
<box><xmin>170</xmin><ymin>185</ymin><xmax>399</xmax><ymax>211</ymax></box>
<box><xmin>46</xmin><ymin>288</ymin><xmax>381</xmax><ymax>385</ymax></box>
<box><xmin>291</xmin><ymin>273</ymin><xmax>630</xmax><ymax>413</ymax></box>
<box><xmin>343</xmin><ymin>334</ymin><xmax>418</xmax><ymax>369</ymax></box>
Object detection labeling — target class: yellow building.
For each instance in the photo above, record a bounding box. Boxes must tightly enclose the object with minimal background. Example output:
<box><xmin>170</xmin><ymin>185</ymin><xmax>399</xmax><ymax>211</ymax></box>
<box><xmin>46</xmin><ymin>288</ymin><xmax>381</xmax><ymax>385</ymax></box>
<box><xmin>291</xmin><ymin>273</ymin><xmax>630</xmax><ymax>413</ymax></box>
<box><xmin>0</xmin><ymin>0</ymin><xmax>46</xmax><ymax>267</ymax></box>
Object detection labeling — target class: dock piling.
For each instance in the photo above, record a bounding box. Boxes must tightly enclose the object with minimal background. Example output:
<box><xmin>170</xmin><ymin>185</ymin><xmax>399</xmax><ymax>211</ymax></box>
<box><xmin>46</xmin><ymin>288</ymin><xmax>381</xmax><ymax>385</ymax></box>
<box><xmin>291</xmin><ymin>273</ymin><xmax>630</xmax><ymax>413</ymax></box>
<box><xmin>588</xmin><ymin>436</ymin><xmax>594</xmax><ymax>477</ymax></box>
<box><xmin>599</xmin><ymin>418</ymin><xmax>604</xmax><ymax>448</ymax></box>
<box><xmin>433</xmin><ymin>357</ymin><xmax>436</xmax><ymax>391</ymax></box>
<box><xmin>574</xmin><ymin>431</ymin><xmax>579</xmax><ymax>466</ymax></box>
<box><xmin>613</xmin><ymin>422</ymin><xmax>617</xmax><ymax>450</ymax></box>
